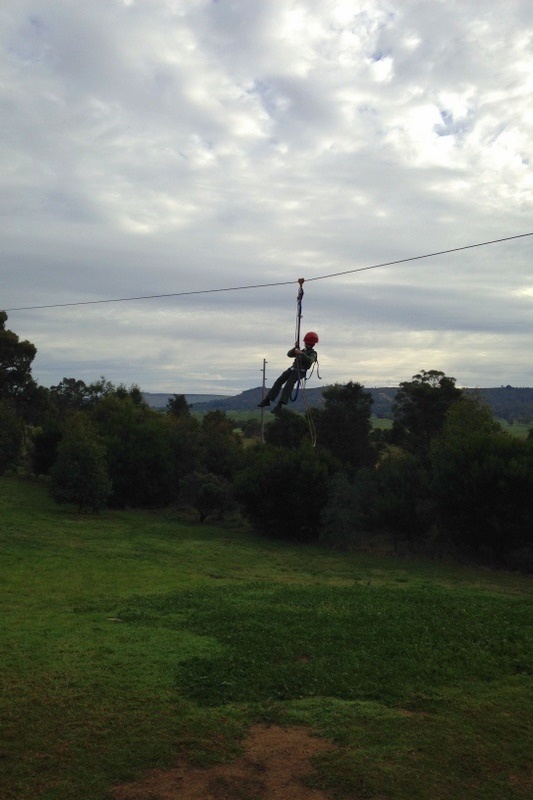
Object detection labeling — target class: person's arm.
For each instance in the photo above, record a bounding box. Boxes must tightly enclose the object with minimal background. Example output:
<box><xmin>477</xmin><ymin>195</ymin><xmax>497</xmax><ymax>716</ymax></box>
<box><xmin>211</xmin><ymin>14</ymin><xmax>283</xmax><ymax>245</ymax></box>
<box><xmin>291</xmin><ymin>347</ymin><xmax>314</xmax><ymax>368</ymax></box>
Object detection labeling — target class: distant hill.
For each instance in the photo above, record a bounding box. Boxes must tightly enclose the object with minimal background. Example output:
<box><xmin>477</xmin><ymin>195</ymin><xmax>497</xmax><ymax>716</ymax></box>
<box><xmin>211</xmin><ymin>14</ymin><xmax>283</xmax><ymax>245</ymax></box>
<box><xmin>143</xmin><ymin>393</ymin><xmax>229</xmax><ymax>409</ymax></box>
<box><xmin>190</xmin><ymin>386</ymin><xmax>327</xmax><ymax>413</ymax></box>
<box><xmin>144</xmin><ymin>386</ymin><xmax>533</xmax><ymax>423</ymax></box>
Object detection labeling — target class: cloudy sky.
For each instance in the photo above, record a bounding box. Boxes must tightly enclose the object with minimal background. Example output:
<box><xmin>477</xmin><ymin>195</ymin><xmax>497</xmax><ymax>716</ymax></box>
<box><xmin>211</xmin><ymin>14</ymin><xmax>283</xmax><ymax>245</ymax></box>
<box><xmin>2</xmin><ymin>0</ymin><xmax>533</xmax><ymax>395</ymax></box>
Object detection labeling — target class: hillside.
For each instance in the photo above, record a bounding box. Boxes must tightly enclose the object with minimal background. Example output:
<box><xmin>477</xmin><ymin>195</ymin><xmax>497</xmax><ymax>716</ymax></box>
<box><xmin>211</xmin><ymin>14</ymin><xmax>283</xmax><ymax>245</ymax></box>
<box><xmin>186</xmin><ymin>385</ymin><xmax>533</xmax><ymax>422</ymax></box>
<box><xmin>142</xmin><ymin>392</ymin><xmax>229</xmax><ymax>408</ymax></box>
<box><xmin>143</xmin><ymin>386</ymin><xmax>533</xmax><ymax>422</ymax></box>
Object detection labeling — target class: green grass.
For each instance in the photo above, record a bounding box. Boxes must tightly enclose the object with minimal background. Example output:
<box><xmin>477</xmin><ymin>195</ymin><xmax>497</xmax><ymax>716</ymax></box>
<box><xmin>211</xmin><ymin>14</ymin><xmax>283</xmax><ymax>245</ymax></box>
<box><xmin>498</xmin><ymin>419</ymin><xmax>532</xmax><ymax>438</ymax></box>
<box><xmin>1</xmin><ymin>476</ymin><xmax>532</xmax><ymax>799</ymax></box>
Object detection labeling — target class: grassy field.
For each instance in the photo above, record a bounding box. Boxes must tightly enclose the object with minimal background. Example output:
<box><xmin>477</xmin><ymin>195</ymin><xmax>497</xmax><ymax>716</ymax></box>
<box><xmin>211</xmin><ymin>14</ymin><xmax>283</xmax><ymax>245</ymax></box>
<box><xmin>1</xmin><ymin>476</ymin><xmax>532</xmax><ymax>800</ymax></box>
<box><xmin>227</xmin><ymin>412</ymin><xmax>530</xmax><ymax>437</ymax></box>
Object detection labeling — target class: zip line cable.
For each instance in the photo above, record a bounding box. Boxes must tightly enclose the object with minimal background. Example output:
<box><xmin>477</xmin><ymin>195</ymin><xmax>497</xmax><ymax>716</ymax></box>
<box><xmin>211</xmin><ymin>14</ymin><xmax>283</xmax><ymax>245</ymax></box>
<box><xmin>304</xmin><ymin>231</ymin><xmax>533</xmax><ymax>284</ymax></box>
<box><xmin>5</xmin><ymin>231</ymin><xmax>533</xmax><ymax>313</ymax></box>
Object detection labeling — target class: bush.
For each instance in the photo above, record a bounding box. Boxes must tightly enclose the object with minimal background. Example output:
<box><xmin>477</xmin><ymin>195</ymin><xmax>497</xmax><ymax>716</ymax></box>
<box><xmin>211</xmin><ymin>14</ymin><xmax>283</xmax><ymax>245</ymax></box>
<box><xmin>49</xmin><ymin>415</ymin><xmax>111</xmax><ymax>512</ymax></box>
<box><xmin>30</xmin><ymin>419</ymin><xmax>63</xmax><ymax>475</ymax></box>
<box><xmin>374</xmin><ymin>446</ymin><xmax>433</xmax><ymax>547</ymax></box>
<box><xmin>199</xmin><ymin>411</ymin><xmax>243</xmax><ymax>479</ymax></box>
<box><xmin>430</xmin><ymin>396</ymin><xmax>533</xmax><ymax>558</ymax></box>
<box><xmin>320</xmin><ymin>470</ymin><xmax>379</xmax><ymax>548</ymax></box>
<box><xmin>315</xmin><ymin>382</ymin><xmax>376</xmax><ymax>471</ymax></box>
<box><xmin>0</xmin><ymin>400</ymin><xmax>24</xmax><ymax>475</ymax></box>
<box><xmin>234</xmin><ymin>444</ymin><xmax>331</xmax><ymax>542</ymax></box>
<box><xmin>264</xmin><ymin>408</ymin><xmax>310</xmax><ymax>448</ymax></box>
<box><xmin>179</xmin><ymin>471</ymin><xmax>235</xmax><ymax>522</ymax></box>
<box><xmin>91</xmin><ymin>395</ymin><xmax>178</xmax><ymax>507</ymax></box>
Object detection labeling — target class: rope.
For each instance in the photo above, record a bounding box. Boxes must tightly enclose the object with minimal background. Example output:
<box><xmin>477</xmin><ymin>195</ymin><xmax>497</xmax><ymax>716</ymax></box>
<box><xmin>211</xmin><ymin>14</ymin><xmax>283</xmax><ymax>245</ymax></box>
<box><xmin>290</xmin><ymin>278</ymin><xmax>305</xmax><ymax>402</ymax></box>
<box><xmin>5</xmin><ymin>231</ymin><xmax>533</xmax><ymax>312</ymax></box>
<box><xmin>301</xmin><ymin>369</ymin><xmax>318</xmax><ymax>448</ymax></box>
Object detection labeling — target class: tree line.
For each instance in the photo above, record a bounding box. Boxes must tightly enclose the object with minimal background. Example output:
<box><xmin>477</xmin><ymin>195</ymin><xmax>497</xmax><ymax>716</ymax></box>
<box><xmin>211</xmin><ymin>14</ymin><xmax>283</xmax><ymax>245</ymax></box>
<box><xmin>2</xmin><ymin>311</ymin><xmax>532</xmax><ymax>571</ymax></box>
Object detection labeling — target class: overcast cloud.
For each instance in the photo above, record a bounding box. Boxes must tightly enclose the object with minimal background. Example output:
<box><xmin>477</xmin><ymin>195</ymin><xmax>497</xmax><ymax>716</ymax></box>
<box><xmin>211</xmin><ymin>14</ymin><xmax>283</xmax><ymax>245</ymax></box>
<box><xmin>2</xmin><ymin>0</ymin><xmax>533</xmax><ymax>394</ymax></box>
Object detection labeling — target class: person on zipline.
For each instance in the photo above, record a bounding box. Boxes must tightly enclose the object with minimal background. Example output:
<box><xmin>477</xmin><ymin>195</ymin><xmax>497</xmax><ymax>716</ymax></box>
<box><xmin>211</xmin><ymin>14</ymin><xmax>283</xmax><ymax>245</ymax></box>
<box><xmin>257</xmin><ymin>331</ymin><xmax>319</xmax><ymax>414</ymax></box>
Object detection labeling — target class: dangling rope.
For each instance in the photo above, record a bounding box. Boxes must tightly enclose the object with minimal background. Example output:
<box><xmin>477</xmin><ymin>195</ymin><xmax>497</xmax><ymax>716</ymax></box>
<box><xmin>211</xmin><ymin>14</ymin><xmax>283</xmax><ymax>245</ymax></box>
<box><xmin>290</xmin><ymin>278</ymin><xmax>305</xmax><ymax>402</ymax></box>
<box><xmin>302</xmin><ymin>380</ymin><xmax>318</xmax><ymax>447</ymax></box>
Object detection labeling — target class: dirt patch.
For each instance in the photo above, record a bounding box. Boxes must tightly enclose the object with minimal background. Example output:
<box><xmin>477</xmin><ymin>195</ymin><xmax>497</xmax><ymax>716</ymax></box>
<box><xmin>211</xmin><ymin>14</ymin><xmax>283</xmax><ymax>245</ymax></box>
<box><xmin>111</xmin><ymin>724</ymin><xmax>337</xmax><ymax>800</ymax></box>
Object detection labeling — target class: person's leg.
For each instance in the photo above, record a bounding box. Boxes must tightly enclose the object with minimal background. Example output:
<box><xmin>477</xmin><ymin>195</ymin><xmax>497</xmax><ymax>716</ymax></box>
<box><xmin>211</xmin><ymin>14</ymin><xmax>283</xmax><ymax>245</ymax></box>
<box><xmin>258</xmin><ymin>367</ymin><xmax>293</xmax><ymax>406</ymax></box>
<box><xmin>279</xmin><ymin>369</ymin><xmax>303</xmax><ymax>405</ymax></box>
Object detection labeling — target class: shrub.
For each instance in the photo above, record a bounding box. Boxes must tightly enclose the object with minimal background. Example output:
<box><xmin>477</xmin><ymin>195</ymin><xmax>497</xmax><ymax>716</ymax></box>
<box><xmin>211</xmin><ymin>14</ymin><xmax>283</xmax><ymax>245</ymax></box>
<box><xmin>0</xmin><ymin>400</ymin><xmax>24</xmax><ymax>475</ymax></box>
<box><xmin>91</xmin><ymin>395</ymin><xmax>177</xmax><ymax>507</ymax></box>
<box><xmin>320</xmin><ymin>470</ymin><xmax>379</xmax><ymax>548</ymax></box>
<box><xmin>315</xmin><ymin>382</ymin><xmax>376</xmax><ymax>471</ymax></box>
<box><xmin>179</xmin><ymin>471</ymin><xmax>235</xmax><ymax>522</ymax></box>
<box><xmin>30</xmin><ymin>419</ymin><xmax>63</xmax><ymax>475</ymax></box>
<box><xmin>234</xmin><ymin>444</ymin><xmax>330</xmax><ymax>542</ymax></box>
<box><xmin>374</xmin><ymin>446</ymin><xmax>433</xmax><ymax>547</ymax></box>
<box><xmin>430</xmin><ymin>396</ymin><xmax>533</xmax><ymax>558</ymax></box>
<box><xmin>49</xmin><ymin>415</ymin><xmax>111</xmax><ymax>512</ymax></box>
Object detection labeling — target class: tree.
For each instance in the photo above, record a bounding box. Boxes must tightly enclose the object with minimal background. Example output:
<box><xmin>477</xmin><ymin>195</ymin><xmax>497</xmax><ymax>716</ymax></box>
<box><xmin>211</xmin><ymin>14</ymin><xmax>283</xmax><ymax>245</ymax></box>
<box><xmin>374</xmin><ymin>446</ymin><xmax>432</xmax><ymax>547</ymax></box>
<box><xmin>166</xmin><ymin>413</ymin><xmax>202</xmax><ymax>484</ymax></box>
<box><xmin>49</xmin><ymin>414</ymin><xmax>111</xmax><ymax>512</ymax></box>
<box><xmin>319</xmin><ymin>469</ymin><xmax>378</xmax><ymax>549</ymax></box>
<box><xmin>30</xmin><ymin>418</ymin><xmax>63</xmax><ymax>476</ymax></box>
<box><xmin>0</xmin><ymin>312</ymin><xmax>39</xmax><ymax>416</ymax></box>
<box><xmin>48</xmin><ymin>377</ymin><xmax>145</xmax><ymax>417</ymax></box>
<box><xmin>179</xmin><ymin>471</ymin><xmax>235</xmax><ymax>522</ymax></box>
<box><xmin>391</xmin><ymin>370</ymin><xmax>462</xmax><ymax>456</ymax></box>
<box><xmin>264</xmin><ymin>407</ymin><xmax>310</xmax><ymax>448</ymax></box>
<box><xmin>315</xmin><ymin>382</ymin><xmax>376</xmax><ymax>471</ymax></box>
<box><xmin>166</xmin><ymin>394</ymin><xmax>191</xmax><ymax>418</ymax></box>
<box><xmin>91</xmin><ymin>394</ymin><xmax>177</xmax><ymax>507</ymax></box>
<box><xmin>430</xmin><ymin>395</ymin><xmax>533</xmax><ymax>558</ymax></box>
<box><xmin>199</xmin><ymin>411</ymin><xmax>243</xmax><ymax>480</ymax></box>
<box><xmin>49</xmin><ymin>378</ymin><xmax>91</xmax><ymax>415</ymax></box>
<box><xmin>234</xmin><ymin>443</ymin><xmax>330</xmax><ymax>542</ymax></box>
<box><xmin>0</xmin><ymin>400</ymin><xmax>24</xmax><ymax>474</ymax></box>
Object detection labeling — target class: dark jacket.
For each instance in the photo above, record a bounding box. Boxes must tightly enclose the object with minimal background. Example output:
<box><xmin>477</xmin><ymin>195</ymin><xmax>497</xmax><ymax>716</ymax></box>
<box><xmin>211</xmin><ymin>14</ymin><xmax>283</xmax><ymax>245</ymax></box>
<box><xmin>287</xmin><ymin>345</ymin><xmax>317</xmax><ymax>372</ymax></box>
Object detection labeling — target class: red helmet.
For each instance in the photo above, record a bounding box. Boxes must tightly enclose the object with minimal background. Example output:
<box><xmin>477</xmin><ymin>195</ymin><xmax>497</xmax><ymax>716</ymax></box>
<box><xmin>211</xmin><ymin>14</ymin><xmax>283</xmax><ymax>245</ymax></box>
<box><xmin>303</xmin><ymin>331</ymin><xmax>319</xmax><ymax>345</ymax></box>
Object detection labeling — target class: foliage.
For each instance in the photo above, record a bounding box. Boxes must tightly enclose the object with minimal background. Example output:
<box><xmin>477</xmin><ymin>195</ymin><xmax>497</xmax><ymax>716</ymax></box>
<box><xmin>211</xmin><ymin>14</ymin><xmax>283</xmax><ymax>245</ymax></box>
<box><xmin>315</xmin><ymin>381</ymin><xmax>376</xmax><ymax>471</ymax></box>
<box><xmin>29</xmin><ymin>418</ymin><xmax>63</xmax><ymax>475</ymax></box>
<box><xmin>49</xmin><ymin>376</ymin><xmax>145</xmax><ymax>418</ymax></box>
<box><xmin>239</xmin><ymin>416</ymin><xmax>262</xmax><ymax>438</ymax></box>
<box><xmin>319</xmin><ymin>470</ymin><xmax>379</xmax><ymax>548</ymax></box>
<box><xmin>199</xmin><ymin>410</ymin><xmax>243</xmax><ymax>479</ymax></box>
<box><xmin>0</xmin><ymin>399</ymin><xmax>24</xmax><ymax>474</ymax></box>
<box><xmin>430</xmin><ymin>395</ymin><xmax>533</xmax><ymax>557</ymax></box>
<box><xmin>49</xmin><ymin>377</ymin><xmax>92</xmax><ymax>414</ymax></box>
<box><xmin>91</xmin><ymin>394</ymin><xmax>177</xmax><ymax>507</ymax></box>
<box><xmin>374</xmin><ymin>445</ymin><xmax>433</xmax><ymax>545</ymax></box>
<box><xmin>49</xmin><ymin>414</ymin><xmax>111</xmax><ymax>512</ymax></box>
<box><xmin>0</xmin><ymin>311</ymin><xmax>42</xmax><ymax>422</ymax></box>
<box><xmin>391</xmin><ymin>369</ymin><xmax>462</xmax><ymax>456</ymax></box>
<box><xmin>166</xmin><ymin>413</ymin><xmax>202</xmax><ymax>481</ymax></box>
<box><xmin>166</xmin><ymin>393</ymin><xmax>191</xmax><ymax>417</ymax></box>
<box><xmin>234</xmin><ymin>443</ymin><xmax>331</xmax><ymax>541</ymax></box>
<box><xmin>264</xmin><ymin>406</ymin><xmax>310</xmax><ymax>447</ymax></box>
<box><xmin>179</xmin><ymin>471</ymin><xmax>235</xmax><ymax>522</ymax></box>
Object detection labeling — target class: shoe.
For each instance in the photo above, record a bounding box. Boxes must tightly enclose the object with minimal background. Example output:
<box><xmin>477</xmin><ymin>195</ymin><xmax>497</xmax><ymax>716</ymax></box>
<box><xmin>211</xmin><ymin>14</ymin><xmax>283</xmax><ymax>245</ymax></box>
<box><xmin>257</xmin><ymin>398</ymin><xmax>270</xmax><ymax>408</ymax></box>
<box><xmin>271</xmin><ymin>403</ymin><xmax>284</xmax><ymax>415</ymax></box>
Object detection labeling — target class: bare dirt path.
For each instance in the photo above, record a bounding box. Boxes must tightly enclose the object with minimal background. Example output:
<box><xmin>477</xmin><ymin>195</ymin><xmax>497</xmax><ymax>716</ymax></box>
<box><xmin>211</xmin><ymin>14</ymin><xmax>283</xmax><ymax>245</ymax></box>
<box><xmin>112</xmin><ymin>724</ymin><xmax>337</xmax><ymax>800</ymax></box>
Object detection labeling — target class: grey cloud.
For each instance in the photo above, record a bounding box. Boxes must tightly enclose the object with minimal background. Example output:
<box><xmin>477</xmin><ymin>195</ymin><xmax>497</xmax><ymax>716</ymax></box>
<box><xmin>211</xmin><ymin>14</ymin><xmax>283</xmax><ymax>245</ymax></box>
<box><xmin>2</xmin><ymin>0</ymin><xmax>533</xmax><ymax>393</ymax></box>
